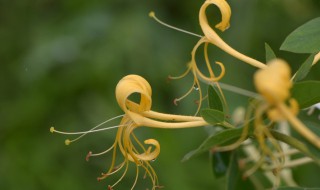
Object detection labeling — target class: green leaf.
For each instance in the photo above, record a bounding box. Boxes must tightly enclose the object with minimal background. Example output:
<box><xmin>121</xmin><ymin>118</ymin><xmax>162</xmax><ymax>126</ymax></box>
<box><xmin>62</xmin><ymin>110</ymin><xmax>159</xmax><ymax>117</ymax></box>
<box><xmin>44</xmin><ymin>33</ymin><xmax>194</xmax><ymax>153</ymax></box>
<box><xmin>265</xmin><ymin>43</ymin><xmax>276</xmax><ymax>62</ymax></box>
<box><xmin>299</xmin><ymin>109</ymin><xmax>320</xmax><ymax>131</ymax></box>
<box><xmin>292</xmin><ymin>53</ymin><xmax>315</xmax><ymax>82</ymax></box>
<box><xmin>210</xmin><ymin>151</ymin><xmax>231</xmax><ymax>178</ymax></box>
<box><xmin>280</xmin><ymin>17</ymin><xmax>320</xmax><ymax>53</ymax></box>
<box><xmin>208</xmin><ymin>85</ymin><xmax>224</xmax><ymax>112</ymax></box>
<box><xmin>182</xmin><ymin>127</ymin><xmax>249</xmax><ymax>161</ymax></box>
<box><xmin>226</xmin><ymin>152</ymin><xmax>239</xmax><ymax>190</ymax></box>
<box><xmin>201</xmin><ymin>109</ymin><xmax>225</xmax><ymax>125</ymax></box>
<box><xmin>291</xmin><ymin>81</ymin><xmax>320</xmax><ymax>109</ymax></box>
<box><xmin>271</xmin><ymin>130</ymin><xmax>320</xmax><ymax>165</ymax></box>
<box><xmin>277</xmin><ymin>187</ymin><xmax>320</xmax><ymax>190</ymax></box>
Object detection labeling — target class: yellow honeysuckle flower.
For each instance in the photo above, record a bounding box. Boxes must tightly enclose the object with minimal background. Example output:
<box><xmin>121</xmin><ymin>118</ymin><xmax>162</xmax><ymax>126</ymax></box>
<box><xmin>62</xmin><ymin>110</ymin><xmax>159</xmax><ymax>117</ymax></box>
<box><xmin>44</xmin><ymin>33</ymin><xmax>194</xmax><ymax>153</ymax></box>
<box><xmin>245</xmin><ymin>59</ymin><xmax>320</xmax><ymax>181</ymax></box>
<box><xmin>199</xmin><ymin>0</ymin><xmax>267</xmax><ymax>69</ymax></box>
<box><xmin>51</xmin><ymin>74</ymin><xmax>210</xmax><ymax>190</ymax></box>
<box><xmin>254</xmin><ymin>59</ymin><xmax>320</xmax><ymax>149</ymax></box>
<box><xmin>152</xmin><ymin>0</ymin><xmax>267</xmax><ymax>114</ymax></box>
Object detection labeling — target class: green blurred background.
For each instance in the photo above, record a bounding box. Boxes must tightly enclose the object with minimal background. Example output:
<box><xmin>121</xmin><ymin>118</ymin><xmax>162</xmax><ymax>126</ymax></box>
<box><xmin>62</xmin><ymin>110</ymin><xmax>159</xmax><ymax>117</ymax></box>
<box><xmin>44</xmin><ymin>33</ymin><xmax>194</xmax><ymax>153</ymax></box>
<box><xmin>1</xmin><ymin>0</ymin><xmax>320</xmax><ymax>189</ymax></box>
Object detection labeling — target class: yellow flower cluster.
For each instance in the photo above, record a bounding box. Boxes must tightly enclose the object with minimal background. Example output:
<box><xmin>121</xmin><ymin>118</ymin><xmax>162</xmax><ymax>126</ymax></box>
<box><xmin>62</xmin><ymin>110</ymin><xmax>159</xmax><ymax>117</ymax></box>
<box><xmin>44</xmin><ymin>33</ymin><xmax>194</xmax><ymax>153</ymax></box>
<box><xmin>51</xmin><ymin>0</ymin><xmax>320</xmax><ymax>189</ymax></box>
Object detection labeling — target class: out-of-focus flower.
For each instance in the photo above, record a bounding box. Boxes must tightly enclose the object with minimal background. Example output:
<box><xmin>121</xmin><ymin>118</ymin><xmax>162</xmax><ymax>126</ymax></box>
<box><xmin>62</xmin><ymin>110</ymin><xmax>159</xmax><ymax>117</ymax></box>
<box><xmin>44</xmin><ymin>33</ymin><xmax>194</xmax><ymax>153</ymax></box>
<box><xmin>254</xmin><ymin>59</ymin><xmax>320</xmax><ymax>149</ymax></box>
<box><xmin>213</xmin><ymin>60</ymin><xmax>319</xmax><ymax>184</ymax></box>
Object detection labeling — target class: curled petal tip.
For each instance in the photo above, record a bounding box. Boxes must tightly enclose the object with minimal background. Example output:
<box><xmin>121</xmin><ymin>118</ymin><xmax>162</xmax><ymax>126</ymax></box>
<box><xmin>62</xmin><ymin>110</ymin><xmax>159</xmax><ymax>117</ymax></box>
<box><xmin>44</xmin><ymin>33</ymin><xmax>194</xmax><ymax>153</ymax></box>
<box><xmin>216</xmin><ymin>21</ymin><xmax>230</xmax><ymax>32</ymax></box>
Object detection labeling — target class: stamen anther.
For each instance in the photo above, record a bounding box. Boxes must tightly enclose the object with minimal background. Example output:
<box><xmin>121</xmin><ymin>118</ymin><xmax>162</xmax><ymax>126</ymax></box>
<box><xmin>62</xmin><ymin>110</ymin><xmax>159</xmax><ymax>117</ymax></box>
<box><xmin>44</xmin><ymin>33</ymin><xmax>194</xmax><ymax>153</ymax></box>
<box><xmin>148</xmin><ymin>11</ymin><xmax>155</xmax><ymax>18</ymax></box>
<box><xmin>173</xmin><ymin>98</ymin><xmax>179</xmax><ymax>106</ymax></box>
<box><xmin>86</xmin><ymin>151</ymin><xmax>92</xmax><ymax>161</ymax></box>
<box><xmin>65</xmin><ymin>139</ymin><xmax>71</xmax><ymax>145</ymax></box>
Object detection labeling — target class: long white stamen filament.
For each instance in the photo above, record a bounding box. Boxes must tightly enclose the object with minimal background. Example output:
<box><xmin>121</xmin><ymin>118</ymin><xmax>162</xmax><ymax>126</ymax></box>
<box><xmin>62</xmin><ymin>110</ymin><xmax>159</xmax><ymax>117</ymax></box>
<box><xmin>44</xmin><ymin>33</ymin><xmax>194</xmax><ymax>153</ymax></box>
<box><xmin>51</xmin><ymin>114</ymin><xmax>124</xmax><ymax>134</ymax></box>
<box><xmin>51</xmin><ymin>125</ymin><xmax>123</xmax><ymax>135</ymax></box>
<box><xmin>50</xmin><ymin>114</ymin><xmax>125</xmax><ymax>145</ymax></box>
<box><xmin>65</xmin><ymin>125</ymin><xmax>123</xmax><ymax>145</ymax></box>
<box><xmin>83</xmin><ymin>114</ymin><xmax>124</xmax><ymax>133</ymax></box>
<box><xmin>149</xmin><ymin>11</ymin><xmax>203</xmax><ymax>38</ymax></box>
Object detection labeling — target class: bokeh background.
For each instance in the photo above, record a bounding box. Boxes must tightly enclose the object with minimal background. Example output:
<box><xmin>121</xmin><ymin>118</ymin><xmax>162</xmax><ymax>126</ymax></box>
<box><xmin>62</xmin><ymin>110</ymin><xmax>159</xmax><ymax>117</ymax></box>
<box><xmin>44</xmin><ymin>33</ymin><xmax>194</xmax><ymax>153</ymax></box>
<box><xmin>1</xmin><ymin>0</ymin><xmax>320</xmax><ymax>189</ymax></box>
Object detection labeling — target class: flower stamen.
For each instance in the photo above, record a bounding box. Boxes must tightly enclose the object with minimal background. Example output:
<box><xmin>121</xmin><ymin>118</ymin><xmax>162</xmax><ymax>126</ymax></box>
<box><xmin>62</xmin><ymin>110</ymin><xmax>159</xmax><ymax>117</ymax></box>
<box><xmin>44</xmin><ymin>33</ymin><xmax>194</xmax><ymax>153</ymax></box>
<box><xmin>149</xmin><ymin>11</ymin><xmax>202</xmax><ymax>38</ymax></box>
<box><xmin>173</xmin><ymin>79</ymin><xmax>197</xmax><ymax>106</ymax></box>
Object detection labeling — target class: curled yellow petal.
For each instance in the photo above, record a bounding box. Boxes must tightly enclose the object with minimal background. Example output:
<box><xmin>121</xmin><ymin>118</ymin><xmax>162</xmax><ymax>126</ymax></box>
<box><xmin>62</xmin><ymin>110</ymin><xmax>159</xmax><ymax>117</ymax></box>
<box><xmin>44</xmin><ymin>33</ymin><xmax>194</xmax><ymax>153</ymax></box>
<box><xmin>137</xmin><ymin>139</ymin><xmax>160</xmax><ymax>161</ymax></box>
<box><xmin>202</xmin><ymin>0</ymin><xmax>231</xmax><ymax>32</ymax></box>
<box><xmin>116</xmin><ymin>74</ymin><xmax>152</xmax><ymax>114</ymax></box>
